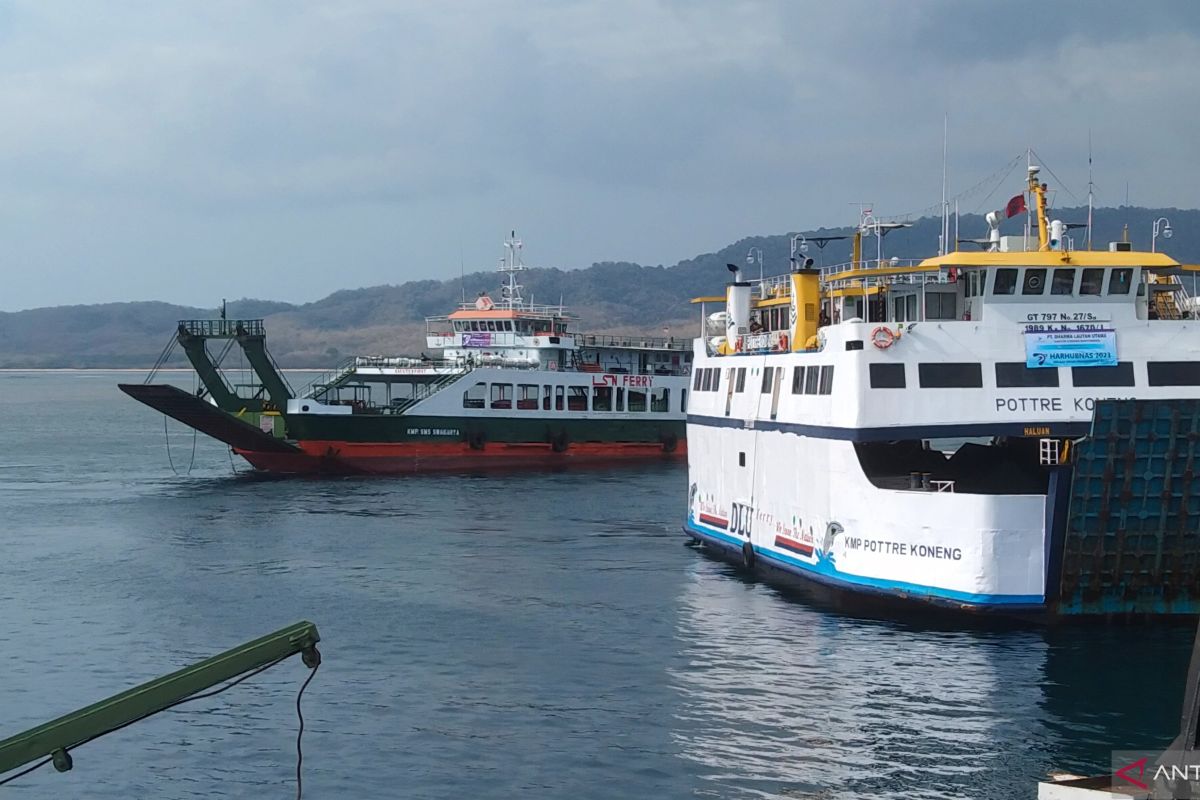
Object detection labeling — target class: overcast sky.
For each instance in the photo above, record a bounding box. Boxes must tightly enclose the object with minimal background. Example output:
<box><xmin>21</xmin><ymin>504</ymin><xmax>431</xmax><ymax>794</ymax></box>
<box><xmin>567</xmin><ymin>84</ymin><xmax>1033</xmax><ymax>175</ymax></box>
<box><xmin>2</xmin><ymin>0</ymin><xmax>1199</xmax><ymax>311</ymax></box>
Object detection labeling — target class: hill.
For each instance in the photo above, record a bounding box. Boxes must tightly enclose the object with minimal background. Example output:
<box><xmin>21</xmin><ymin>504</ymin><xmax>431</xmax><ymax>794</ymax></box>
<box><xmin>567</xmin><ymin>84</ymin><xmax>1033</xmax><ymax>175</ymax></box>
<box><xmin>2</xmin><ymin>206</ymin><xmax>1197</xmax><ymax>368</ymax></box>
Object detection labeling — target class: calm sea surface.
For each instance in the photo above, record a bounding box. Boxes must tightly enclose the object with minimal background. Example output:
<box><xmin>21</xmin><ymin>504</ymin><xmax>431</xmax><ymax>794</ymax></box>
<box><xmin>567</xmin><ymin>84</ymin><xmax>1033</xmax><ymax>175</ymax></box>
<box><xmin>0</xmin><ymin>370</ymin><xmax>1194</xmax><ymax>799</ymax></box>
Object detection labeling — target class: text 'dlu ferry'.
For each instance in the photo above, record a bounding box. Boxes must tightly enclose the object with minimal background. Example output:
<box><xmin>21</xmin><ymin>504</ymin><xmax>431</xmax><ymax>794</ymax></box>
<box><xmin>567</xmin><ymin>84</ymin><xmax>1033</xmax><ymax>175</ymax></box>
<box><xmin>121</xmin><ymin>233</ymin><xmax>691</xmax><ymax>474</ymax></box>
<box><xmin>684</xmin><ymin>165</ymin><xmax>1200</xmax><ymax>619</ymax></box>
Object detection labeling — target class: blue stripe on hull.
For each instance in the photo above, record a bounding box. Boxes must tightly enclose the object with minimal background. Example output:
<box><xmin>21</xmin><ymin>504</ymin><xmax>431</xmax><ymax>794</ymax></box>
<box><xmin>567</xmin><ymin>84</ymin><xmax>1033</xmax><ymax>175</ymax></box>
<box><xmin>684</xmin><ymin>518</ymin><xmax>1045</xmax><ymax>612</ymax></box>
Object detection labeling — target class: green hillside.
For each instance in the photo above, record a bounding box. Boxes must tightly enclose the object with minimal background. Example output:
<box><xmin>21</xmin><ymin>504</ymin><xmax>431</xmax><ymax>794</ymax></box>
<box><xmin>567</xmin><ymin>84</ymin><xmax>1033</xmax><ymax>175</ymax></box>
<box><xmin>2</xmin><ymin>206</ymin><xmax>1196</xmax><ymax>368</ymax></box>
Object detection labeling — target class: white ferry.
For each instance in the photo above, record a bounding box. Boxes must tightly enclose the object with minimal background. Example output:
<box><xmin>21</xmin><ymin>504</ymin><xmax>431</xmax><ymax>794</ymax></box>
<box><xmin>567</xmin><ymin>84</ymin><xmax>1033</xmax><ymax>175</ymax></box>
<box><xmin>122</xmin><ymin>233</ymin><xmax>691</xmax><ymax>473</ymax></box>
<box><xmin>683</xmin><ymin>167</ymin><xmax>1200</xmax><ymax>618</ymax></box>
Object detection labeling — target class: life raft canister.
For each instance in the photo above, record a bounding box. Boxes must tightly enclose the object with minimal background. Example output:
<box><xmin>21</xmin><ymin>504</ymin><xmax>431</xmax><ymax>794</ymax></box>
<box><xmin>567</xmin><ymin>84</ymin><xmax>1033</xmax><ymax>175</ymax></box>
<box><xmin>870</xmin><ymin>326</ymin><xmax>896</xmax><ymax>349</ymax></box>
<box><xmin>475</xmin><ymin>295</ymin><xmax>494</xmax><ymax>311</ymax></box>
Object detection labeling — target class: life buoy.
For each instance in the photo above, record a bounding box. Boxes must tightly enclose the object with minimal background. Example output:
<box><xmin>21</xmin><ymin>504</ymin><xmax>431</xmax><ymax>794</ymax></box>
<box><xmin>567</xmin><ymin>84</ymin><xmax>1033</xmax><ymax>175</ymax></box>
<box><xmin>870</xmin><ymin>326</ymin><xmax>896</xmax><ymax>349</ymax></box>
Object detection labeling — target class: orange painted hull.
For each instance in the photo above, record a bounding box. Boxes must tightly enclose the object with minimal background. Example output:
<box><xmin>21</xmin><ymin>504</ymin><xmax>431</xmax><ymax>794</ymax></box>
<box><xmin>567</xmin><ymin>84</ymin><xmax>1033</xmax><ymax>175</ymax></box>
<box><xmin>234</xmin><ymin>439</ymin><xmax>687</xmax><ymax>474</ymax></box>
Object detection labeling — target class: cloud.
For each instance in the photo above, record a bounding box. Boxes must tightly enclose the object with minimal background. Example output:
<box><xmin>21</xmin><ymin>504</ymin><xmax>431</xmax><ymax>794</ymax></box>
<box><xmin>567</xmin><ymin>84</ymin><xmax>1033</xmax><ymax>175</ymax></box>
<box><xmin>0</xmin><ymin>0</ymin><xmax>1197</xmax><ymax>310</ymax></box>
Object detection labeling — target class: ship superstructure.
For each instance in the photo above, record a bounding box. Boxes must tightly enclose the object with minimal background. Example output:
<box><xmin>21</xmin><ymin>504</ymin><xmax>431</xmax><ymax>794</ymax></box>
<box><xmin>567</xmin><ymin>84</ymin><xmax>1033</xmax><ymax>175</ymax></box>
<box><xmin>684</xmin><ymin>166</ymin><xmax>1200</xmax><ymax>618</ymax></box>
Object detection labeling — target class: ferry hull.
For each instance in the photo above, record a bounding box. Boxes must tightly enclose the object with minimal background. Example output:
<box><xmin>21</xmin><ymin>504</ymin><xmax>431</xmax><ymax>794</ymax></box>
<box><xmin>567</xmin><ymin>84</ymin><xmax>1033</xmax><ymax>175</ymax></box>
<box><xmin>238</xmin><ymin>439</ymin><xmax>685</xmax><ymax>474</ymax></box>
<box><xmin>684</xmin><ymin>399</ymin><xmax>1200</xmax><ymax>622</ymax></box>
<box><xmin>683</xmin><ymin>522</ymin><xmax>1049</xmax><ymax>622</ymax></box>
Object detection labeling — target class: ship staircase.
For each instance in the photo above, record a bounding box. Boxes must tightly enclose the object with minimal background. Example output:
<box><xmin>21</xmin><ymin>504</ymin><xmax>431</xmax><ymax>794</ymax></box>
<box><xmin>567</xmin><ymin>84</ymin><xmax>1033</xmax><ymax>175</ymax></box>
<box><xmin>297</xmin><ymin>356</ymin><xmax>473</xmax><ymax>413</ymax></box>
<box><xmin>1049</xmin><ymin>399</ymin><xmax>1200</xmax><ymax>616</ymax></box>
<box><xmin>1150</xmin><ymin>272</ymin><xmax>1193</xmax><ymax>320</ymax></box>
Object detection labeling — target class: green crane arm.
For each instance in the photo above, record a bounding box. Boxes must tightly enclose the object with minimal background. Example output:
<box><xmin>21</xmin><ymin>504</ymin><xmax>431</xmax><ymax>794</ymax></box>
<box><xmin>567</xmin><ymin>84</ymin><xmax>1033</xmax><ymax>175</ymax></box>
<box><xmin>0</xmin><ymin>620</ymin><xmax>321</xmax><ymax>777</ymax></box>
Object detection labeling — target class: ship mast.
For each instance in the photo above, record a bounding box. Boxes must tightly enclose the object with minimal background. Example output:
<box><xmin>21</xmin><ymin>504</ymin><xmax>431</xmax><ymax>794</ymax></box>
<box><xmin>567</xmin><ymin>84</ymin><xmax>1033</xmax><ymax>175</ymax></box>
<box><xmin>499</xmin><ymin>230</ymin><xmax>527</xmax><ymax>310</ymax></box>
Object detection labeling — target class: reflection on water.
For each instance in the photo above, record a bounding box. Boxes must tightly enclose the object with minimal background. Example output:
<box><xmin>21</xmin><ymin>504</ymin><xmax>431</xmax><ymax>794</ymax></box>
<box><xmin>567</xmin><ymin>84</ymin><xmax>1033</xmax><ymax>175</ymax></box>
<box><xmin>0</xmin><ymin>371</ymin><xmax>1194</xmax><ymax>799</ymax></box>
<box><xmin>670</xmin><ymin>567</ymin><xmax>1195</xmax><ymax>799</ymax></box>
<box><xmin>671</xmin><ymin>575</ymin><xmax>1052</xmax><ymax>798</ymax></box>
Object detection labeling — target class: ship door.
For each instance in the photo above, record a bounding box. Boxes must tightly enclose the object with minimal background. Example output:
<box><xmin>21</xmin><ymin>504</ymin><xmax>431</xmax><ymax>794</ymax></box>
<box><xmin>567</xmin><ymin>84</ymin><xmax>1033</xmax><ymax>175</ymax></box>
<box><xmin>770</xmin><ymin>366</ymin><xmax>783</xmax><ymax>420</ymax></box>
<box><xmin>724</xmin><ymin>367</ymin><xmax>735</xmax><ymax>416</ymax></box>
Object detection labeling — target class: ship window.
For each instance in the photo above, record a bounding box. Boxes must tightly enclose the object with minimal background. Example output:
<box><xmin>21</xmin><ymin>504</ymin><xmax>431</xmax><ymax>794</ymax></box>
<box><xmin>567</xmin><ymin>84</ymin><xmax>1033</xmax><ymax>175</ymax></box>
<box><xmin>918</xmin><ymin>362</ymin><xmax>983</xmax><ymax>388</ymax></box>
<box><xmin>1051</xmin><ymin>269</ymin><xmax>1075</xmax><ymax>295</ymax></box>
<box><xmin>712</xmin><ymin>368</ymin><xmax>721</xmax><ymax>392</ymax></box>
<box><xmin>463</xmin><ymin>381</ymin><xmax>486</xmax><ymax>409</ymax></box>
<box><xmin>592</xmin><ymin>385</ymin><xmax>613</xmax><ymax>411</ymax></box>
<box><xmin>490</xmin><ymin>383</ymin><xmax>513</xmax><ymax>409</ymax></box>
<box><xmin>518</xmin><ymin>384</ymin><xmax>539</xmax><ymax>410</ymax></box>
<box><xmin>1080</xmin><ymin>269</ymin><xmax>1104</xmax><ymax>296</ymax></box>
<box><xmin>993</xmin><ymin>268</ymin><xmax>1018</xmax><ymax>295</ymax></box>
<box><xmin>1022</xmin><ymin>268</ymin><xmax>1047</xmax><ymax>295</ymax></box>
<box><xmin>995</xmin><ymin>362</ymin><xmax>1059</xmax><ymax>388</ymax></box>
<box><xmin>693</xmin><ymin>369</ymin><xmax>703</xmax><ymax>390</ymax></box>
<box><xmin>804</xmin><ymin>365</ymin><xmax>820</xmax><ymax>394</ymax></box>
<box><xmin>869</xmin><ymin>363</ymin><xmax>905</xmax><ymax>389</ymax></box>
<box><xmin>543</xmin><ymin>385</ymin><xmax>553</xmax><ymax>411</ymax></box>
<box><xmin>895</xmin><ymin>296</ymin><xmax>907</xmax><ymax>322</ymax></box>
<box><xmin>567</xmin><ymin>386</ymin><xmax>587</xmax><ymax>411</ymax></box>
<box><xmin>681</xmin><ymin>389</ymin><xmax>687</xmax><ymax>413</ymax></box>
<box><xmin>615</xmin><ymin>387</ymin><xmax>625</xmax><ymax>412</ymax></box>
<box><xmin>735</xmin><ymin>367</ymin><xmax>746</xmax><ymax>392</ymax></box>
<box><xmin>1071</xmin><ymin>362</ymin><xmax>1135</xmax><ymax>387</ymax></box>
<box><xmin>792</xmin><ymin>366</ymin><xmax>805</xmax><ymax>394</ymax></box>
<box><xmin>926</xmin><ymin>292</ymin><xmax>957</xmax><ymax>320</ymax></box>
<box><xmin>1148</xmin><ymin>362</ymin><xmax>1200</xmax><ymax>386</ymax></box>
<box><xmin>628</xmin><ymin>387</ymin><xmax>647</xmax><ymax>412</ymax></box>
<box><xmin>555</xmin><ymin>386</ymin><xmax>565</xmax><ymax>411</ymax></box>
<box><xmin>1109</xmin><ymin>268</ymin><xmax>1133</xmax><ymax>295</ymax></box>
<box><xmin>761</xmin><ymin>368</ymin><xmax>773</xmax><ymax>394</ymax></box>
<box><xmin>651</xmin><ymin>387</ymin><xmax>670</xmax><ymax>412</ymax></box>
<box><xmin>818</xmin><ymin>365</ymin><xmax>835</xmax><ymax>395</ymax></box>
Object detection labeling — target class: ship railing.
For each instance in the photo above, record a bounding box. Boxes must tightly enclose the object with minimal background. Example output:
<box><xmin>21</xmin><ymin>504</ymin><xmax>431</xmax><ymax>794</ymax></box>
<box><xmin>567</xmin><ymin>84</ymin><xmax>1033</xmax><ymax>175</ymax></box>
<box><xmin>747</xmin><ymin>260</ymin><xmax>930</xmax><ymax>299</ymax></box>
<box><xmin>440</xmin><ymin>301</ymin><xmax>579</xmax><ymax>317</ymax></box>
<box><xmin>575</xmin><ymin>333</ymin><xmax>689</xmax><ymax>351</ymax></box>
<box><xmin>712</xmin><ymin>330</ymin><xmax>792</xmax><ymax>357</ymax></box>
<box><xmin>177</xmin><ymin>319</ymin><xmax>266</xmax><ymax>338</ymax></box>
<box><xmin>297</xmin><ymin>356</ymin><xmax>477</xmax><ymax>400</ymax></box>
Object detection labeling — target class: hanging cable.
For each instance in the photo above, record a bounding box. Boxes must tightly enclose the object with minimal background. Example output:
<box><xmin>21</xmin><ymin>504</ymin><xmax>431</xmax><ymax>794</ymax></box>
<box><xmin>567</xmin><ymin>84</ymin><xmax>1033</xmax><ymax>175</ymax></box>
<box><xmin>0</xmin><ymin>658</ymin><xmax>318</xmax><ymax>797</ymax></box>
<box><xmin>163</xmin><ymin>417</ymin><xmax>198</xmax><ymax>477</ymax></box>
<box><xmin>294</xmin><ymin>664</ymin><xmax>320</xmax><ymax>800</ymax></box>
<box><xmin>0</xmin><ymin>757</ymin><xmax>54</xmax><ymax>788</ymax></box>
<box><xmin>1029</xmin><ymin>149</ymin><xmax>1081</xmax><ymax>204</ymax></box>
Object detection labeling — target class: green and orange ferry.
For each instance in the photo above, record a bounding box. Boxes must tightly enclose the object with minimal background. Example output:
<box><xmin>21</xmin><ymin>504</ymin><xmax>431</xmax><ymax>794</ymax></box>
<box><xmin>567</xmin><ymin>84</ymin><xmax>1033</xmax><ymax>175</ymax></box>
<box><xmin>121</xmin><ymin>234</ymin><xmax>691</xmax><ymax>473</ymax></box>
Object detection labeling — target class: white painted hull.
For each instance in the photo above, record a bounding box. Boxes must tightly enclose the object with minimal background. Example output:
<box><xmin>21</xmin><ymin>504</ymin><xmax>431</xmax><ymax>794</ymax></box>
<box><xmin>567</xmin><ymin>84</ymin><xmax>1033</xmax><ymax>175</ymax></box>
<box><xmin>685</xmin><ymin>426</ymin><xmax>1048</xmax><ymax>613</ymax></box>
